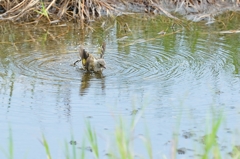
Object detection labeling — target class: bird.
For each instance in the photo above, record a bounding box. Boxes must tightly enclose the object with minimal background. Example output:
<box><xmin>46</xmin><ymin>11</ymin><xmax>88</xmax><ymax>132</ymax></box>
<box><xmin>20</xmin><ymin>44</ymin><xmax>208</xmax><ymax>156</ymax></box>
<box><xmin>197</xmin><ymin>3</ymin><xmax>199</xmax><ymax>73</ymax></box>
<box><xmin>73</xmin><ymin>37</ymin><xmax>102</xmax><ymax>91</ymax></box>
<box><xmin>74</xmin><ymin>42</ymin><xmax>106</xmax><ymax>72</ymax></box>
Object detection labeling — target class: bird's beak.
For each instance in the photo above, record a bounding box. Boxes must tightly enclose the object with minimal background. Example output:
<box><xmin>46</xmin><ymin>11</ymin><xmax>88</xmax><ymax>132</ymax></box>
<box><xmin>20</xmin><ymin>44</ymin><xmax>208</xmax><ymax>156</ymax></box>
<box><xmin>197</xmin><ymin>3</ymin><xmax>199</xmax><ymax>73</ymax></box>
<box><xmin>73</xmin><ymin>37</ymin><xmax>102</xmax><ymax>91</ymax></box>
<box><xmin>102</xmin><ymin>66</ymin><xmax>106</xmax><ymax>69</ymax></box>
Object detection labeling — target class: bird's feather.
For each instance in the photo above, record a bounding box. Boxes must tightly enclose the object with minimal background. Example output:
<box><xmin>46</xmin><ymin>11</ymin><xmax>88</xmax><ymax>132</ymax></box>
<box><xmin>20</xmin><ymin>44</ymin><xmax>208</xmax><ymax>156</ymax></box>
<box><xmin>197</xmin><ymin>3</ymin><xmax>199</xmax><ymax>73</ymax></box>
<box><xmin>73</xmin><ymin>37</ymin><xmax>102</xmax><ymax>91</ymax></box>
<box><xmin>78</xmin><ymin>43</ymin><xmax>106</xmax><ymax>72</ymax></box>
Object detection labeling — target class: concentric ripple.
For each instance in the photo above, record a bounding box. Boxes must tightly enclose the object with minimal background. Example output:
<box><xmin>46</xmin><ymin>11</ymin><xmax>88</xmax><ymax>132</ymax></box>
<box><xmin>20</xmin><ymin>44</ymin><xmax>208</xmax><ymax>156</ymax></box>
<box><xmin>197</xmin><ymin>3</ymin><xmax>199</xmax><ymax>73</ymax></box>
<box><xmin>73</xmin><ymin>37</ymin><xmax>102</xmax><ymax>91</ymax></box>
<box><xmin>5</xmin><ymin>33</ymin><xmax>232</xmax><ymax>93</ymax></box>
<box><xmin>10</xmin><ymin>50</ymin><xmax>81</xmax><ymax>84</ymax></box>
<box><xmin>101</xmin><ymin>37</ymin><xmax>232</xmax><ymax>90</ymax></box>
<box><xmin>1</xmin><ymin>18</ymin><xmax>240</xmax><ymax>159</ymax></box>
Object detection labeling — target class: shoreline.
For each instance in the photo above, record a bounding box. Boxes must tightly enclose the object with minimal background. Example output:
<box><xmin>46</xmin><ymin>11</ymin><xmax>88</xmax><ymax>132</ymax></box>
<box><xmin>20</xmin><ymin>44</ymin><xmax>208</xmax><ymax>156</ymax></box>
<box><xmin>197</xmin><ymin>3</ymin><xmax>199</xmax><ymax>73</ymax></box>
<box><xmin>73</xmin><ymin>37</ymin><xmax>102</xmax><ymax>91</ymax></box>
<box><xmin>0</xmin><ymin>0</ymin><xmax>239</xmax><ymax>24</ymax></box>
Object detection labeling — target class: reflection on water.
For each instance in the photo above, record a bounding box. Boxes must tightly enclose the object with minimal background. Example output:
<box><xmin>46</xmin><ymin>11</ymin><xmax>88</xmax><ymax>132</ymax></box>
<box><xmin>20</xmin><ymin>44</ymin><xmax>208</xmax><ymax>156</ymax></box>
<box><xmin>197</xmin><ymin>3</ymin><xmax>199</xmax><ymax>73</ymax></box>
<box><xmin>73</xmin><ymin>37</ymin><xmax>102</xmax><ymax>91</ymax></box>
<box><xmin>1</xmin><ymin>14</ymin><xmax>240</xmax><ymax>158</ymax></box>
<box><xmin>79</xmin><ymin>71</ymin><xmax>105</xmax><ymax>96</ymax></box>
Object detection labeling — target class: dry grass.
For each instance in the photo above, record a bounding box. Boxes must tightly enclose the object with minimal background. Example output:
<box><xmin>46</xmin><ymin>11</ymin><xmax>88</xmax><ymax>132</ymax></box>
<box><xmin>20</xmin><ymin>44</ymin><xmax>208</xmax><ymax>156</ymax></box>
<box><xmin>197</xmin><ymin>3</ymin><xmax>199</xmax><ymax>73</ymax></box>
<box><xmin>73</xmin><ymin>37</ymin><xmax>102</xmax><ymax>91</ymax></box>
<box><xmin>0</xmin><ymin>0</ymin><xmax>114</xmax><ymax>23</ymax></box>
<box><xmin>0</xmin><ymin>0</ymin><xmax>239</xmax><ymax>24</ymax></box>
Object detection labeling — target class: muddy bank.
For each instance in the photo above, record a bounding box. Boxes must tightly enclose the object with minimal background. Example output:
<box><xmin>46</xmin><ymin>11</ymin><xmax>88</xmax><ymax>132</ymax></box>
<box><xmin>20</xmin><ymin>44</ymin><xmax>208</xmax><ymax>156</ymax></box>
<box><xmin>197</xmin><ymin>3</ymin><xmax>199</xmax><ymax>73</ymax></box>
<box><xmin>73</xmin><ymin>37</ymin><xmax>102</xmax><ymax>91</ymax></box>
<box><xmin>0</xmin><ymin>0</ymin><xmax>239</xmax><ymax>24</ymax></box>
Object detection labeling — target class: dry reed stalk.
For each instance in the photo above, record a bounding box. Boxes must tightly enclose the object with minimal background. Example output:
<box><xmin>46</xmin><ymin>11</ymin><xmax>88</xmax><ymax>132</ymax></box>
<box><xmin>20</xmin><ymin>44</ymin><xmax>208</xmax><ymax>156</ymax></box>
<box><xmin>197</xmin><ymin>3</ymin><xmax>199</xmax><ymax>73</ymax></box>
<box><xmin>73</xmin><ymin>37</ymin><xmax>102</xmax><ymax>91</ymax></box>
<box><xmin>0</xmin><ymin>0</ymin><xmax>238</xmax><ymax>23</ymax></box>
<box><xmin>1</xmin><ymin>0</ymin><xmax>39</xmax><ymax>21</ymax></box>
<box><xmin>56</xmin><ymin>0</ymin><xmax>69</xmax><ymax>19</ymax></box>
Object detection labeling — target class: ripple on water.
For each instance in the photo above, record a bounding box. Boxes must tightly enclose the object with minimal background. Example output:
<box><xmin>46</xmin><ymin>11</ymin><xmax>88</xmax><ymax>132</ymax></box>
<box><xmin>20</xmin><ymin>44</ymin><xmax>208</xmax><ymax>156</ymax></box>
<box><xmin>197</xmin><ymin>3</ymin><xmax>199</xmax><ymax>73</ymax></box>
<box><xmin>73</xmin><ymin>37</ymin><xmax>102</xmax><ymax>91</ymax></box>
<box><xmin>106</xmin><ymin>46</ymin><xmax>166</xmax><ymax>83</ymax></box>
<box><xmin>104</xmin><ymin>39</ymin><xmax>232</xmax><ymax>100</ymax></box>
<box><xmin>10</xmin><ymin>50</ymin><xmax>81</xmax><ymax>84</ymax></box>
<box><xmin>7</xmin><ymin>36</ymin><xmax>232</xmax><ymax>93</ymax></box>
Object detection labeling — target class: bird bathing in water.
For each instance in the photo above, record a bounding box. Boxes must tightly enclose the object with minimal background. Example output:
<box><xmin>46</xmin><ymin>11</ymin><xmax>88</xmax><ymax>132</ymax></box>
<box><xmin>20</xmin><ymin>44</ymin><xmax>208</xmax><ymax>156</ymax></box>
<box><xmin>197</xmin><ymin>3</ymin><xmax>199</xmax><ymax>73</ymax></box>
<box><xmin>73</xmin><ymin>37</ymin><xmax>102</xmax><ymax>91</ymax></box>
<box><xmin>74</xmin><ymin>42</ymin><xmax>106</xmax><ymax>73</ymax></box>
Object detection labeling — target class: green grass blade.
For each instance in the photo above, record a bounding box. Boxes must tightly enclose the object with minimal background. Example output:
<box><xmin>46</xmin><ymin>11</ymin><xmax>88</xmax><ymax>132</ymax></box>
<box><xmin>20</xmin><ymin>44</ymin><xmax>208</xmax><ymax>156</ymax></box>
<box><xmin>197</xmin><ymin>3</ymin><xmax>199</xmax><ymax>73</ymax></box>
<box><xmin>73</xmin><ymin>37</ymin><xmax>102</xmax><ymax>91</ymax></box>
<box><xmin>202</xmin><ymin>114</ymin><xmax>223</xmax><ymax>159</ymax></box>
<box><xmin>9</xmin><ymin>127</ymin><xmax>13</xmax><ymax>159</ymax></box>
<box><xmin>80</xmin><ymin>138</ymin><xmax>86</xmax><ymax>159</ymax></box>
<box><xmin>70</xmin><ymin>135</ymin><xmax>76</xmax><ymax>159</ymax></box>
<box><xmin>64</xmin><ymin>140</ymin><xmax>70</xmax><ymax>159</ymax></box>
<box><xmin>41</xmin><ymin>135</ymin><xmax>52</xmax><ymax>159</ymax></box>
<box><xmin>86</xmin><ymin>120</ymin><xmax>99</xmax><ymax>159</ymax></box>
<box><xmin>0</xmin><ymin>127</ymin><xmax>14</xmax><ymax>159</ymax></box>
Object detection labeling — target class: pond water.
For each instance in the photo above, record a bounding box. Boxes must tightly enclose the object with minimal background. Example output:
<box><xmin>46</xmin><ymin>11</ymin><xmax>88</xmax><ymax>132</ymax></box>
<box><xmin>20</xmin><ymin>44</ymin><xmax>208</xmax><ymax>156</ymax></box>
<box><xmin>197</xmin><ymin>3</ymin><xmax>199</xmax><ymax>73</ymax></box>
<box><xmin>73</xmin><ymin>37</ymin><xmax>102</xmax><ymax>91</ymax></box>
<box><xmin>1</xmin><ymin>13</ymin><xmax>240</xmax><ymax>159</ymax></box>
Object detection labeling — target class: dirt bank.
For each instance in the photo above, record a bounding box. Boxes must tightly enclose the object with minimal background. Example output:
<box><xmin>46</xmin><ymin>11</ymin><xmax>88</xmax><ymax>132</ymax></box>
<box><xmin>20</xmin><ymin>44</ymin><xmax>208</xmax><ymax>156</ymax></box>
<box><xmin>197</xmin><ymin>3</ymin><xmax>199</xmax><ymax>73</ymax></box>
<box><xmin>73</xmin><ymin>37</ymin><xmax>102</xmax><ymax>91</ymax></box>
<box><xmin>0</xmin><ymin>0</ymin><xmax>239</xmax><ymax>24</ymax></box>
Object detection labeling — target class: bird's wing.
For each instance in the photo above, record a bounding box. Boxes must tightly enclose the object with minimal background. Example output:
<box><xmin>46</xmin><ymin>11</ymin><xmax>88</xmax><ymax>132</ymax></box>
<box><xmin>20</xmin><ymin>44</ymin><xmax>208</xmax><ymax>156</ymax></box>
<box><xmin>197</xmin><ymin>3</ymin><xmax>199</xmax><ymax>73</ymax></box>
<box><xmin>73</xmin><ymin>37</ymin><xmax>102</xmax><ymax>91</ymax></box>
<box><xmin>79</xmin><ymin>46</ymin><xmax>89</xmax><ymax>66</ymax></box>
<box><xmin>79</xmin><ymin>46</ymin><xmax>89</xmax><ymax>59</ymax></box>
<box><xmin>79</xmin><ymin>46</ymin><xmax>84</xmax><ymax>59</ymax></box>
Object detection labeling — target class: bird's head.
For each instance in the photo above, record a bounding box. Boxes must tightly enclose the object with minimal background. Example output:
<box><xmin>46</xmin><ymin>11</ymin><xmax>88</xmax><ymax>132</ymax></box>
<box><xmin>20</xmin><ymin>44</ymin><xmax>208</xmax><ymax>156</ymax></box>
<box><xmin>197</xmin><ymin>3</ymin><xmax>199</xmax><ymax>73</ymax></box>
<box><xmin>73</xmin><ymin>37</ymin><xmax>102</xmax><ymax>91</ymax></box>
<box><xmin>96</xmin><ymin>59</ymin><xmax>106</xmax><ymax>69</ymax></box>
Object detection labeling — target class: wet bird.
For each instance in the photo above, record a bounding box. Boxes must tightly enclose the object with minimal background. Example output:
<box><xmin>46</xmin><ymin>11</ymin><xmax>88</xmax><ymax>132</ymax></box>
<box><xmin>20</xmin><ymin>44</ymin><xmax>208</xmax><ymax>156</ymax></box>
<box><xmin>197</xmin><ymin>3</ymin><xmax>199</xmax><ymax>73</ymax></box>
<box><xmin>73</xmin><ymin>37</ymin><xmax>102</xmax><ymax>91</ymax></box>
<box><xmin>74</xmin><ymin>42</ymin><xmax>106</xmax><ymax>72</ymax></box>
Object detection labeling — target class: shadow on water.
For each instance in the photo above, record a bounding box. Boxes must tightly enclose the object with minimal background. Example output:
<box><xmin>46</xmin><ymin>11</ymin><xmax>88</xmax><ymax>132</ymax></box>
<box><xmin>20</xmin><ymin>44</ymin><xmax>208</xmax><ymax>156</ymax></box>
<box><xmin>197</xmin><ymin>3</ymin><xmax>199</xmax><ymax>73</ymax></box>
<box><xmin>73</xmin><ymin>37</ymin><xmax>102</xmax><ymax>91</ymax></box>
<box><xmin>0</xmin><ymin>13</ymin><xmax>240</xmax><ymax>158</ymax></box>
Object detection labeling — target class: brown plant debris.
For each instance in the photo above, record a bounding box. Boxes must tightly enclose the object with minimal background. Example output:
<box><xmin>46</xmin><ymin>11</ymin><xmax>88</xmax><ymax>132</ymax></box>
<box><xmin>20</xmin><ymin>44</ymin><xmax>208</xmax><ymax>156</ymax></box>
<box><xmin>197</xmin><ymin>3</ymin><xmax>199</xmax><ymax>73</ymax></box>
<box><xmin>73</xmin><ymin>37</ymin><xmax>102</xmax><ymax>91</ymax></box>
<box><xmin>0</xmin><ymin>0</ymin><xmax>239</xmax><ymax>23</ymax></box>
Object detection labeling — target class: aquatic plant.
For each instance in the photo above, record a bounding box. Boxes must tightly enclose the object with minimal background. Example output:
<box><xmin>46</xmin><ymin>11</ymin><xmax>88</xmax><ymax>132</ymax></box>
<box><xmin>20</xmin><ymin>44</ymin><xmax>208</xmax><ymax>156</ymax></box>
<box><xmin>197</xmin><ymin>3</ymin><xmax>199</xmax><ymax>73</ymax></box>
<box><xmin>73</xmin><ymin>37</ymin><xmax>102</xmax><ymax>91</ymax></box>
<box><xmin>41</xmin><ymin>134</ymin><xmax>52</xmax><ymax>159</ymax></box>
<box><xmin>2</xmin><ymin>111</ymin><xmax>240</xmax><ymax>159</ymax></box>
<box><xmin>0</xmin><ymin>128</ymin><xmax>14</xmax><ymax>159</ymax></box>
<box><xmin>86</xmin><ymin>121</ymin><xmax>99</xmax><ymax>159</ymax></box>
<box><xmin>202</xmin><ymin>114</ymin><xmax>223</xmax><ymax>159</ymax></box>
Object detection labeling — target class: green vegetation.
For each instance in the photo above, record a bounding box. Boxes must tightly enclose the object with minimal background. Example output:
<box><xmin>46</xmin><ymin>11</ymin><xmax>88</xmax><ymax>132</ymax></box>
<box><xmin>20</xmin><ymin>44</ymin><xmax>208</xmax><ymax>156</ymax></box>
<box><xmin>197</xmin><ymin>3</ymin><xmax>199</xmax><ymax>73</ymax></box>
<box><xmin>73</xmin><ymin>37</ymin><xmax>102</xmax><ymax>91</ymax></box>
<box><xmin>86</xmin><ymin>121</ymin><xmax>99</xmax><ymax>159</ymax></box>
<box><xmin>2</xmin><ymin>112</ymin><xmax>240</xmax><ymax>159</ymax></box>
<box><xmin>202</xmin><ymin>115</ymin><xmax>223</xmax><ymax>159</ymax></box>
<box><xmin>1</xmin><ymin>128</ymin><xmax>14</xmax><ymax>159</ymax></box>
<box><xmin>0</xmin><ymin>2</ymin><xmax>240</xmax><ymax>158</ymax></box>
<box><xmin>35</xmin><ymin>1</ymin><xmax>50</xmax><ymax>22</ymax></box>
<box><xmin>41</xmin><ymin>134</ymin><xmax>52</xmax><ymax>159</ymax></box>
